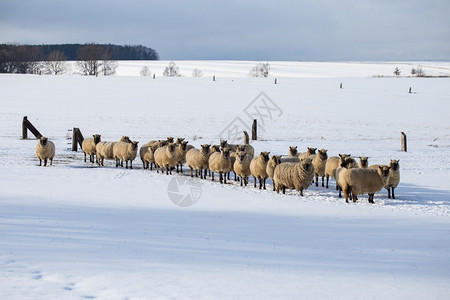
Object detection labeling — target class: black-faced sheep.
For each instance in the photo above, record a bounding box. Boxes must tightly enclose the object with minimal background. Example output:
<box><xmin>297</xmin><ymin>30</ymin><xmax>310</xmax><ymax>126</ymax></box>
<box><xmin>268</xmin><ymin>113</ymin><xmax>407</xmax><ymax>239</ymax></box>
<box><xmin>209</xmin><ymin>148</ymin><xmax>232</xmax><ymax>184</ymax></box>
<box><xmin>82</xmin><ymin>134</ymin><xmax>101</xmax><ymax>163</ymax></box>
<box><xmin>36</xmin><ymin>136</ymin><xmax>55</xmax><ymax>166</ymax></box>
<box><xmin>185</xmin><ymin>144</ymin><xmax>211</xmax><ymax>179</ymax></box>
<box><xmin>249</xmin><ymin>151</ymin><xmax>271</xmax><ymax>189</ymax></box>
<box><xmin>273</xmin><ymin>158</ymin><xmax>314</xmax><ymax>196</ymax></box>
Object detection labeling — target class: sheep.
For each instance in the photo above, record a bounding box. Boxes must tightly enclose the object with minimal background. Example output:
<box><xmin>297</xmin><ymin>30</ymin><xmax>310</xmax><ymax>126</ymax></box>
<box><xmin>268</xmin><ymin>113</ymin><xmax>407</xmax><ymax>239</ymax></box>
<box><xmin>209</xmin><ymin>148</ymin><xmax>232</xmax><ymax>184</ymax></box>
<box><xmin>233</xmin><ymin>151</ymin><xmax>252</xmax><ymax>186</ymax></box>
<box><xmin>369</xmin><ymin>159</ymin><xmax>400</xmax><ymax>199</ymax></box>
<box><xmin>97</xmin><ymin>136</ymin><xmax>131</xmax><ymax>166</ymax></box>
<box><xmin>220</xmin><ymin>139</ymin><xmax>238</xmax><ymax>152</ymax></box>
<box><xmin>185</xmin><ymin>144</ymin><xmax>211</xmax><ymax>179</ymax></box>
<box><xmin>154</xmin><ymin>143</ymin><xmax>178</xmax><ymax>175</ymax></box>
<box><xmin>324</xmin><ymin>154</ymin><xmax>351</xmax><ymax>189</ymax></box>
<box><xmin>175</xmin><ymin>140</ymin><xmax>189</xmax><ymax>173</ymax></box>
<box><xmin>335</xmin><ymin>156</ymin><xmax>358</xmax><ymax>197</ymax></box>
<box><xmin>249</xmin><ymin>151</ymin><xmax>271</xmax><ymax>189</ymax></box>
<box><xmin>288</xmin><ymin>146</ymin><xmax>298</xmax><ymax>157</ymax></box>
<box><xmin>166</xmin><ymin>137</ymin><xmax>174</xmax><ymax>144</ymax></box>
<box><xmin>273</xmin><ymin>158</ymin><xmax>314</xmax><ymax>196</ymax></box>
<box><xmin>312</xmin><ymin>149</ymin><xmax>328</xmax><ymax>187</ymax></box>
<box><xmin>237</xmin><ymin>144</ymin><xmax>255</xmax><ymax>158</ymax></box>
<box><xmin>36</xmin><ymin>136</ymin><xmax>55</xmax><ymax>166</ymax></box>
<box><xmin>146</xmin><ymin>139</ymin><xmax>167</xmax><ymax>148</ymax></box>
<box><xmin>81</xmin><ymin>134</ymin><xmax>101</xmax><ymax>163</ymax></box>
<box><xmin>298</xmin><ymin>147</ymin><xmax>317</xmax><ymax>159</ymax></box>
<box><xmin>358</xmin><ymin>156</ymin><xmax>369</xmax><ymax>169</ymax></box>
<box><xmin>338</xmin><ymin>165</ymin><xmax>391</xmax><ymax>203</ymax></box>
<box><xmin>266</xmin><ymin>155</ymin><xmax>282</xmax><ymax>191</ymax></box>
<box><xmin>113</xmin><ymin>140</ymin><xmax>139</xmax><ymax>169</ymax></box>
<box><xmin>140</xmin><ymin>143</ymin><xmax>159</xmax><ymax>170</ymax></box>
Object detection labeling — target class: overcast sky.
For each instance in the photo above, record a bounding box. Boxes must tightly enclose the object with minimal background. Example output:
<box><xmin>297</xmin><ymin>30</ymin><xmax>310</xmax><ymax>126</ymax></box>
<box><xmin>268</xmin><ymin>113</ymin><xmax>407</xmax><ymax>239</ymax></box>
<box><xmin>0</xmin><ymin>0</ymin><xmax>449</xmax><ymax>61</ymax></box>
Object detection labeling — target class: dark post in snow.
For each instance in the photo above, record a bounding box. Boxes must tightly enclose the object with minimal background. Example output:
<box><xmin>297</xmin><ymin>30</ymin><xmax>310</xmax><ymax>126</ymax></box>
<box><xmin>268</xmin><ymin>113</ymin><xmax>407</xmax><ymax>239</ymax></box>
<box><xmin>213</xmin><ymin>75</ymin><xmax>216</xmax><ymax>81</ymax></box>
<box><xmin>274</xmin><ymin>78</ymin><xmax>277</xmax><ymax>84</ymax></box>
<box><xmin>401</xmin><ymin>132</ymin><xmax>407</xmax><ymax>152</ymax></box>
<box><xmin>251</xmin><ymin>119</ymin><xmax>257</xmax><ymax>141</ymax></box>
<box><xmin>22</xmin><ymin>116</ymin><xmax>43</xmax><ymax>139</ymax></box>
<box><xmin>72</xmin><ymin>128</ymin><xmax>85</xmax><ymax>152</ymax></box>
<box><xmin>243</xmin><ymin>131</ymin><xmax>250</xmax><ymax>145</ymax></box>
<box><xmin>340</xmin><ymin>82</ymin><xmax>343</xmax><ymax>89</ymax></box>
<box><xmin>409</xmin><ymin>87</ymin><xmax>412</xmax><ymax>94</ymax></box>
<box><xmin>153</xmin><ymin>73</ymin><xmax>156</xmax><ymax>79</ymax></box>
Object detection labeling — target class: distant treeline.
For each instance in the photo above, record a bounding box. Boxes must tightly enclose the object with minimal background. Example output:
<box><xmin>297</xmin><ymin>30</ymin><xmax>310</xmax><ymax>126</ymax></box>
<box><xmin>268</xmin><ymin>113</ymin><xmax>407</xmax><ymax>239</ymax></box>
<box><xmin>0</xmin><ymin>43</ymin><xmax>159</xmax><ymax>74</ymax></box>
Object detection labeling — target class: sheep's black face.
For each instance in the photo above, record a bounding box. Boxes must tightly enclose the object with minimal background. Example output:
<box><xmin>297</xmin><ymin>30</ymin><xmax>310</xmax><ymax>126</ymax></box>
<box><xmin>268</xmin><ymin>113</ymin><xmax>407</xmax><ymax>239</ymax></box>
<box><xmin>308</xmin><ymin>147</ymin><xmax>317</xmax><ymax>155</ymax></box>
<box><xmin>319</xmin><ymin>150</ymin><xmax>328</xmax><ymax>160</ymax></box>
<box><xmin>180</xmin><ymin>142</ymin><xmax>188</xmax><ymax>151</ymax></box>
<box><xmin>238</xmin><ymin>152</ymin><xmax>246</xmax><ymax>161</ymax></box>
<box><xmin>121</xmin><ymin>136</ymin><xmax>131</xmax><ymax>143</ymax></box>
<box><xmin>220</xmin><ymin>140</ymin><xmax>227</xmax><ymax>148</ymax></box>
<box><xmin>202</xmin><ymin>145</ymin><xmax>210</xmax><ymax>154</ymax></box>
<box><xmin>131</xmin><ymin>141</ymin><xmax>139</xmax><ymax>150</ymax></box>
<box><xmin>223</xmin><ymin>149</ymin><xmax>230</xmax><ymax>159</ymax></box>
<box><xmin>390</xmin><ymin>160</ymin><xmax>399</xmax><ymax>171</ymax></box>
<box><xmin>275</xmin><ymin>156</ymin><xmax>282</xmax><ymax>164</ymax></box>
<box><xmin>176</xmin><ymin>137</ymin><xmax>185</xmax><ymax>144</ymax></box>
<box><xmin>360</xmin><ymin>157</ymin><xmax>368</xmax><ymax>167</ymax></box>
<box><xmin>40</xmin><ymin>137</ymin><xmax>48</xmax><ymax>146</ymax></box>
<box><xmin>289</xmin><ymin>147</ymin><xmax>298</xmax><ymax>156</ymax></box>
<box><xmin>168</xmin><ymin>143</ymin><xmax>176</xmax><ymax>152</ymax></box>
<box><xmin>167</xmin><ymin>137</ymin><xmax>174</xmax><ymax>143</ymax></box>
<box><xmin>238</xmin><ymin>145</ymin><xmax>246</xmax><ymax>152</ymax></box>
<box><xmin>93</xmin><ymin>134</ymin><xmax>101</xmax><ymax>144</ymax></box>
<box><xmin>261</xmin><ymin>152</ymin><xmax>270</xmax><ymax>162</ymax></box>
<box><xmin>302</xmin><ymin>158</ymin><xmax>312</xmax><ymax>171</ymax></box>
<box><xmin>379</xmin><ymin>165</ymin><xmax>390</xmax><ymax>177</ymax></box>
<box><xmin>211</xmin><ymin>145</ymin><xmax>220</xmax><ymax>153</ymax></box>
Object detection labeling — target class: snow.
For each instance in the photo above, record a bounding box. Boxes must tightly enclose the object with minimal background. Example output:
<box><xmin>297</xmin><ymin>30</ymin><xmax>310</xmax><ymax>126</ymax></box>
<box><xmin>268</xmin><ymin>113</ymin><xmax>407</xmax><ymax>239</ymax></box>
<box><xmin>1</xmin><ymin>61</ymin><xmax>450</xmax><ymax>299</ymax></box>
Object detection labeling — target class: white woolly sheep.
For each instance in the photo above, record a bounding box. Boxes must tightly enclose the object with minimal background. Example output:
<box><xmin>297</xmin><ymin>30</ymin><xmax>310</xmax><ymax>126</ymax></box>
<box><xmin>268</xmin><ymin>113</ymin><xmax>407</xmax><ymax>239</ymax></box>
<box><xmin>273</xmin><ymin>158</ymin><xmax>314</xmax><ymax>196</ymax></box>
<box><xmin>82</xmin><ymin>134</ymin><xmax>101</xmax><ymax>163</ymax></box>
<box><xmin>36</xmin><ymin>136</ymin><xmax>55</xmax><ymax>166</ymax></box>
<box><xmin>185</xmin><ymin>144</ymin><xmax>211</xmax><ymax>179</ymax></box>
<box><xmin>288</xmin><ymin>146</ymin><xmax>298</xmax><ymax>157</ymax></box>
<box><xmin>298</xmin><ymin>147</ymin><xmax>317</xmax><ymax>159</ymax></box>
<box><xmin>266</xmin><ymin>155</ymin><xmax>282</xmax><ymax>191</ymax></box>
<box><xmin>154</xmin><ymin>143</ymin><xmax>178</xmax><ymax>175</ymax></box>
<box><xmin>209</xmin><ymin>148</ymin><xmax>232</xmax><ymax>184</ymax></box>
<box><xmin>113</xmin><ymin>140</ymin><xmax>139</xmax><ymax>169</ymax></box>
<box><xmin>324</xmin><ymin>154</ymin><xmax>351</xmax><ymax>189</ymax></box>
<box><xmin>140</xmin><ymin>143</ymin><xmax>159</xmax><ymax>170</ymax></box>
<box><xmin>338</xmin><ymin>165</ymin><xmax>391</xmax><ymax>203</ymax></box>
<box><xmin>97</xmin><ymin>136</ymin><xmax>131</xmax><ymax>166</ymax></box>
<box><xmin>335</xmin><ymin>156</ymin><xmax>358</xmax><ymax>197</ymax></box>
<box><xmin>313</xmin><ymin>149</ymin><xmax>328</xmax><ymax>187</ymax></box>
<box><xmin>175</xmin><ymin>140</ymin><xmax>189</xmax><ymax>173</ymax></box>
<box><xmin>358</xmin><ymin>156</ymin><xmax>369</xmax><ymax>169</ymax></box>
<box><xmin>233</xmin><ymin>151</ymin><xmax>253</xmax><ymax>186</ymax></box>
<box><xmin>249</xmin><ymin>151</ymin><xmax>271</xmax><ymax>189</ymax></box>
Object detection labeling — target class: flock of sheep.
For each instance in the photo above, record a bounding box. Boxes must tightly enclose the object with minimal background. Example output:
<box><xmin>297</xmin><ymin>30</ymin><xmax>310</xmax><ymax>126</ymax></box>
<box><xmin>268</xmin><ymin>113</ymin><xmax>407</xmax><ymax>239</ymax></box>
<box><xmin>35</xmin><ymin>133</ymin><xmax>400</xmax><ymax>203</ymax></box>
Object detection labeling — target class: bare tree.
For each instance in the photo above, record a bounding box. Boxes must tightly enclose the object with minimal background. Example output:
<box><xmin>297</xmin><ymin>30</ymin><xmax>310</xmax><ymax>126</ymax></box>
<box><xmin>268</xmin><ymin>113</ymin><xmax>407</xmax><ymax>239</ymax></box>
<box><xmin>393</xmin><ymin>67</ymin><xmax>401</xmax><ymax>76</ymax></box>
<box><xmin>100</xmin><ymin>48</ymin><xmax>117</xmax><ymax>76</ymax></box>
<box><xmin>140</xmin><ymin>66</ymin><xmax>151</xmax><ymax>76</ymax></box>
<box><xmin>76</xmin><ymin>44</ymin><xmax>103</xmax><ymax>76</ymax></box>
<box><xmin>163</xmin><ymin>61</ymin><xmax>181</xmax><ymax>77</ymax></box>
<box><xmin>42</xmin><ymin>50</ymin><xmax>68</xmax><ymax>75</ymax></box>
<box><xmin>192</xmin><ymin>68</ymin><xmax>203</xmax><ymax>77</ymax></box>
<box><xmin>249</xmin><ymin>62</ymin><xmax>270</xmax><ymax>77</ymax></box>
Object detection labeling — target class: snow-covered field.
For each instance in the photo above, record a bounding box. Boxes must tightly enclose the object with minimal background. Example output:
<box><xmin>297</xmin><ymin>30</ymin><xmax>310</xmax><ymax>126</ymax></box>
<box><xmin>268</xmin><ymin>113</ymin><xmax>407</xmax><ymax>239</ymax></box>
<box><xmin>1</xmin><ymin>61</ymin><xmax>450</xmax><ymax>299</ymax></box>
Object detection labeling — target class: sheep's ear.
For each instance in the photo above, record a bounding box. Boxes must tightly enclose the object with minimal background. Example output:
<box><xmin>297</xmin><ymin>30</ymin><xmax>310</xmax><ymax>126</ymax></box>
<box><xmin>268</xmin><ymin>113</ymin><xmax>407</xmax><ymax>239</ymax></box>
<box><xmin>295</xmin><ymin>146</ymin><xmax>297</xmax><ymax>149</ymax></box>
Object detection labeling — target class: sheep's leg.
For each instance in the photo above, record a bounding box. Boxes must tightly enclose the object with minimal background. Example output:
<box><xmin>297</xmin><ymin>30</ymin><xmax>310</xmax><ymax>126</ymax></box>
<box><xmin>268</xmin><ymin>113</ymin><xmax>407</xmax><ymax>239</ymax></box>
<box><xmin>335</xmin><ymin>182</ymin><xmax>339</xmax><ymax>191</ymax></box>
<box><xmin>387</xmin><ymin>187</ymin><xmax>391</xmax><ymax>199</ymax></box>
<box><xmin>169</xmin><ymin>165</ymin><xmax>172</xmax><ymax>175</ymax></box>
<box><xmin>189</xmin><ymin>167</ymin><xmax>194</xmax><ymax>177</ymax></box>
<box><xmin>253</xmin><ymin>176</ymin><xmax>257</xmax><ymax>188</ymax></box>
<box><xmin>392</xmin><ymin>187</ymin><xmax>395</xmax><ymax>199</ymax></box>
<box><xmin>343</xmin><ymin>188</ymin><xmax>350</xmax><ymax>203</ymax></box>
<box><xmin>273</xmin><ymin>181</ymin><xmax>276</xmax><ymax>191</ymax></box>
<box><xmin>39</xmin><ymin>159</ymin><xmax>42</xmax><ymax>166</ymax></box>
<box><xmin>211</xmin><ymin>172</ymin><xmax>214</xmax><ymax>181</ymax></box>
<box><xmin>321</xmin><ymin>176</ymin><xmax>325</xmax><ymax>187</ymax></box>
<box><xmin>259</xmin><ymin>177</ymin><xmax>262</xmax><ymax>190</ymax></box>
<box><xmin>282</xmin><ymin>186</ymin><xmax>286</xmax><ymax>194</ymax></box>
<box><xmin>50</xmin><ymin>158</ymin><xmax>53</xmax><ymax>166</ymax></box>
<box><xmin>338</xmin><ymin>186</ymin><xmax>342</xmax><ymax>198</ymax></box>
<box><xmin>150</xmin><ymin>163</ymin><xmax>154</xmax><ymax>170</ymax></box>
<box><xmin>263</xmin><ymin>178</ymin><xmax>266</xmax><ymax>190</ymax></box>
<box><xmin>245</xmin><ymin>177</ymin><xmax>249</xmax><ymax>186</ymax></box>
<box><xmin>300</xmin><ymin>189</ymin><xmax>303</xmax><ymax>196</ymax></box>
<box><xmin>315</xmin><ymin>174</ymin><xmax>319</xmax><ymax>187</ymax></box>
<box><xmin>240</xmin><ymin>177</ymin><xmax>243</xmax><ymax>186</ymax></box>
<box><xmin>44</xmin><ymin>159</ymin><xmax>47</xmax><ymax>167</ymax></box>
<box><xmin>223</xmin><ymin>172</ymin><xmax>227</xmax><ymax>184</ymax></box>
<box><xmin>326</xmin><ymin>175</ymin><xmax>329</xmax><ymax>188</ymax></box>
<box><xmin>368</xmin><ymin>193</ymin><xmax>374</xmax><ymax>204</ymax></box>
<box><xmin>84</xmin><ymin>153</ymin><xmax>87</xmax><ymax>162</ymax></box>
<box><xmin>180</xmin><ymin>164</ymin><xmax>183</xmax><ymax>173</ymax></box>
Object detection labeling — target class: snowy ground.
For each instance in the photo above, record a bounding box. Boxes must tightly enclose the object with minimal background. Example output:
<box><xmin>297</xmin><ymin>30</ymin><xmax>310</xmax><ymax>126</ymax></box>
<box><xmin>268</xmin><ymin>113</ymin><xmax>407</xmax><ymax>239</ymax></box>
<box><xmin>1</xmin><ymin>61</ymin><xmax>450</xmax><ymax>299</ymax></box>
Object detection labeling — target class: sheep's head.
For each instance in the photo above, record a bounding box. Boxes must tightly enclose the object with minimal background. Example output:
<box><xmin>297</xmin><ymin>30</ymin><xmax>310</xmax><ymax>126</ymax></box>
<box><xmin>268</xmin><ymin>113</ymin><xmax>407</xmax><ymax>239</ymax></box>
<box><xmin>222</xmin><ymin>148</ymin><xmax>231</xmax><ymax>159</ymax></box>
<box><xmin>237</xmin><ymin>145</ymin><xmax>246</xmax><ymax>152</ymax></box>
<box><xmin>271</xmin><ymin>155</ymin><xmax>282</xmax><ymax>165</ymax></box>
<box><xmin>131</xmin><ymin>141</ymin><xmax>139</xmax><ymax>150</ymax></box>
<box><xmin>176</xmin><ymin>137</ymin><xmax>185</xmax><ymax>144</ymax></box>
<box><xmin>201</xmin><ymin>144</ymin><xmax>211</xmax><ymax>154</ymax></box>
<box><xmin>166</xmin><ymin>137</ymin><xmax>174</xmax><ymax>143</ymax></box>
<box><xmin>319</xmin><ymin>149</ymin><xmax>328</xmax><ymax>160</ymax></box>
<box><xmin>93</xmin><ymin>134</ymin><xmax>101</xmax><ymax>144</ymax></box>
<box><xmin>179</xmin><ymin>140</ymin><xmax>188</xmax><ymax>151</ymax></box>
<box><xmin>211</xmin><ymin>145</ymin><xmax>220</xmax><ymax>153</ymax></box>
<box><xmin>389</xmin><ymin>159</ymin><xmax>399</xmax><ymax>171</ymax></box>
<box><xmin>39</xmin><ymin>136</ymin><xmax>48</xmax><ymax>146</ymax></box>
<box><xmin>301</xmin><ymin>158</ymin><xmax>313</xmax><ymax>171</ymax></box>
<box><xmin>220</xmin><ymin>139</ymin><xmax>227</xmax><ymax>148</ymax></box>
<box><xmin>359</xmin><ymin>156</ymin><xmax>369</xmax><ymax>168</ymax></box>
<box><xmin>167</xmin><ymin>143</ymin><xmax>176</xmax><ymax>153</ymax></box>
<box><xmin>159</xmin><ymin>140</ymin><xmax>168</xmax><ymax>147</ymax></box>
<box><xmin>237</xmin><ymin>151</ymin><xmax>247</xmax><ymax>162</ymax></box>
<box><xmin>289</xmin><ymin>146</ymin><xmax>298</xmax><ymax>156</ymax></box>
<box><xmin>120</xmin><ymin>136</ymin><xmax>131</xmax><ymax>143</ymax></box>
<box><xmin>260</xmin><ymin>151</ymin><xmax>270</xmax><ymax>162</ymax></box>
<box><xmin>339</xmin><ymin>153</ymin><xmax>350</xmax><ymax>159</ymax></box>
<box><xmin>307</xmin><ymin>147</ymin><xmax>317</xmax><ymax>155</ymax></box>
<box><xmin>341</xmin><ymin>157</ymin><xmax>356</xmax><ymax>169</ymax></box>
<box><xmin>378</xmin><ymin>165</ymin><xmax>391</xmax><ymax>178</ymax></box>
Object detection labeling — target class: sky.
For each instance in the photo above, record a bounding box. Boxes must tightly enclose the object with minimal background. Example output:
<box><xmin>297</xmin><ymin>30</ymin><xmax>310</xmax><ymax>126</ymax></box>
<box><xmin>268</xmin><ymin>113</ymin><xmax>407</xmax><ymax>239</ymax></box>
<box><xmin>0</xmin><ymin>0</ymin><xmax>449</xmax><ymax>61</ymax></box>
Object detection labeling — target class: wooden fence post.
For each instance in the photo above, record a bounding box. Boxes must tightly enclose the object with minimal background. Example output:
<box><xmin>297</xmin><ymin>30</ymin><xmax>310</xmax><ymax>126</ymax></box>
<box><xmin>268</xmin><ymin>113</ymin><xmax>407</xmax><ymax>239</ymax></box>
<box><xmin>72</xmin><ymin>128</ymin><xmax>84</xmax><ymax>151</ymax></box>
<box><xmin>22</xmin><ymin>116</ymin><xmax>42</xmax><ymax>139</ymax></box>
<box><xmin>401</xmin><ymin>132</ymin><xmax>407</xmax><ymax>152</ymax></box>
<box><xmin>251</xmin><ymin>119</ymin><xmax>257</xmax><ymax>140</ymax></box>
<box><xmin>243</xmin><ymin>131</ymin><xmax>250</xmax><ymax>144</ymax></box>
